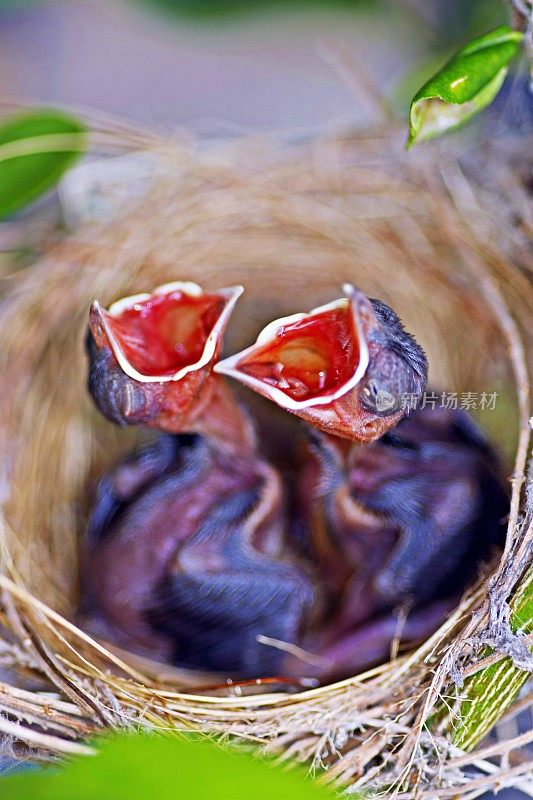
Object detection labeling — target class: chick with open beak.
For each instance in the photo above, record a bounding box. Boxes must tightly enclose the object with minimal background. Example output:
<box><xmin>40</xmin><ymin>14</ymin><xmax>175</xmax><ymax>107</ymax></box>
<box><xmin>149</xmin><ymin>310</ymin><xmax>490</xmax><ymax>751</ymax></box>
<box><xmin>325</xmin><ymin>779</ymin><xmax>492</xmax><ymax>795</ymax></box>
<box><xmin>82</xmin><ymin>280</ymin><xmax>508</xmax><ymax>686</ymax></box>
<box><xmin>87</xmin><ymin>281</ymin><xmax>254</xmax><ymax>454</ymax></box>
<box><xmin>83</xmin><ymin>281</ymin><xmax>316</xmax><ymax>674</ymax></box>
<box><xmin>215</xmin><ymin>285</ymin><xmax>428</xmax><ymax>443</ymax></box>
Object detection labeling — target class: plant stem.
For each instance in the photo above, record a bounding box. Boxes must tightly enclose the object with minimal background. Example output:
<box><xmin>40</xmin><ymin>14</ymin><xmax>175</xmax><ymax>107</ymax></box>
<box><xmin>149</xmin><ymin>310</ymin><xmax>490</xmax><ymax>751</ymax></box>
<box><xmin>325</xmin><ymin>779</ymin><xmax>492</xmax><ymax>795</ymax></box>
<box><xmin>451</xmin><ymin>566</ymin><xmax>532</xmax><ymax>750</ymax></box>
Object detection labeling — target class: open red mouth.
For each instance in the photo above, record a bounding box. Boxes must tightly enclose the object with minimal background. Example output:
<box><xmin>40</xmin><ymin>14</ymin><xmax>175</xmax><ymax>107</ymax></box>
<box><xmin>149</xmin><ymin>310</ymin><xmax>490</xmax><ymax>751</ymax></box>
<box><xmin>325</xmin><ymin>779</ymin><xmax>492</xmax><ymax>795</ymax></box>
<box><xmin>215</xmin><ymin>287</ymin><xmax>369</xmax><ymax>409</ymax></box>
<box><xmin>91</xmin><ymin>282</ymin><xmax>242</xmax><ymax>382</ymax></box>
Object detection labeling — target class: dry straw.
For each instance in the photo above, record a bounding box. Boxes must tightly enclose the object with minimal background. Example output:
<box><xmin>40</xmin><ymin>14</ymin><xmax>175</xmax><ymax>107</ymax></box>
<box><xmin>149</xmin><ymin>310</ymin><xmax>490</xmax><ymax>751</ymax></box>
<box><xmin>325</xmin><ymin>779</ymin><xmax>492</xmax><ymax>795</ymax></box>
<box><xmin>0</xmin><ymin>110</ymin><xmax>531</xmax><ymax>797</ymax></box>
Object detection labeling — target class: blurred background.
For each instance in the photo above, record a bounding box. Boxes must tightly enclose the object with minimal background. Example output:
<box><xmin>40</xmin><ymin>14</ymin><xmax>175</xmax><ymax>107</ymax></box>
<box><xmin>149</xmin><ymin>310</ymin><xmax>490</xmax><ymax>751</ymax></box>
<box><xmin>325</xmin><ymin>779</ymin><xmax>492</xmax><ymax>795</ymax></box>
<box><xmin>0</xmin><ymin>0</ymin><xmax>510</xmax><ymax>136</ymax></box>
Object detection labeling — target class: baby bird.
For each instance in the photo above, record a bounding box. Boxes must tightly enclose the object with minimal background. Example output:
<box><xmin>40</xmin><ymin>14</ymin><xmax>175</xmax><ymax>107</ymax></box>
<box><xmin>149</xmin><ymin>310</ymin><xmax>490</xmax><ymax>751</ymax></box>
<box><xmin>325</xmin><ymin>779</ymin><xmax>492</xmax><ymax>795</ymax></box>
<box><xmin>80</xmin><ymin>434</ymin><xmax>314</xmax><ymax>675</ymax></box>
<box><xmin>81</xmin><ymin>408</ymin><xmax>508</xmax><ymax>682</ymax></box>
<box><xmin>216</xmin><ymin>284</ymin><xmax>428</xmax><ymax>443</ymax></box>
<box><xmin>86</xmin><ymin>281</ymin><xmax>254</xmax><ymax>455</ymax></box>
<box><xmin>82</xmin><ymin>282</ymin><xmax>507</xmax><ymax>684</ymax></box>
<box><xmin>281</xmin><ymin>406</ymin><xmax>509</xmax><ymax>682</ymax></box>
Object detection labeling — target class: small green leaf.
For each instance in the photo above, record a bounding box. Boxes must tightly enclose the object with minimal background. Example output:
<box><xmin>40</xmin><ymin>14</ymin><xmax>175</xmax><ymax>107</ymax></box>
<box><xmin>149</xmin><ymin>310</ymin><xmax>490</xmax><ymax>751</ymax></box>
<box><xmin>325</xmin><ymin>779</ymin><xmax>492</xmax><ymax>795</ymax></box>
<box><xmin>407</xmin><ymin>25</ymin><xmax>524</xmax><ymax>147</ymax></box>
<box><xmin>0</xmin><ymin>109</ymin><xmax>87</xmax><ymax>218</ymax></box>
<box><xmin>0</xmin><ymin>733</ymin><xmax>349</xmax><ymax>799</ymax></box>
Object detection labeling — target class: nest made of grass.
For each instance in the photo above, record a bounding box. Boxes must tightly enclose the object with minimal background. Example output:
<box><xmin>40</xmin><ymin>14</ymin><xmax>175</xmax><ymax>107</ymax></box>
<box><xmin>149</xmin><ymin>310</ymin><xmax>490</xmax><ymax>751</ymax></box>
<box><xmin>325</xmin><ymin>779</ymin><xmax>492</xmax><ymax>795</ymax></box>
<box><xmin>0</xmin><ymin>117</ymin><xmax>531</xmax><ymax>796</ymax></box>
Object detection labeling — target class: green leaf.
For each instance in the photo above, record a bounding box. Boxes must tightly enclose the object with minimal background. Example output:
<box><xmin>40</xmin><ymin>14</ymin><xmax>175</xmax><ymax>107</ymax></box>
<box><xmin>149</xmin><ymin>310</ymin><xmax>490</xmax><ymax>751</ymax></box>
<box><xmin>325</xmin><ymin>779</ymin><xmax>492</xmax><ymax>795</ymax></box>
<box><xmin>407</xmin><ymin>25</ymin><xmax>524</xmax><ymax>147</ymax></box>
<box><xmin>0</xmin><ymin>109</ymin><xmax>87</xmax><ymax>218</ymax></box>
<box><xmin>0</xmin><ymin>733</ymin><xmax>351</xmax><ymax>799</ymax></box>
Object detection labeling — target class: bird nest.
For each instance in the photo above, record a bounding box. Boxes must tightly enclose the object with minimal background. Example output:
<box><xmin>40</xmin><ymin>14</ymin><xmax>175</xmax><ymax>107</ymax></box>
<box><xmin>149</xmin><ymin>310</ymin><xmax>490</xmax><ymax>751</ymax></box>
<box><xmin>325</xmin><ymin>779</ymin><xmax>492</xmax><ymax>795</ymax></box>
<box><xmin>0</xmin><ymin>117</ymin><xmax>531</xmax><ymax>797</ymax></box>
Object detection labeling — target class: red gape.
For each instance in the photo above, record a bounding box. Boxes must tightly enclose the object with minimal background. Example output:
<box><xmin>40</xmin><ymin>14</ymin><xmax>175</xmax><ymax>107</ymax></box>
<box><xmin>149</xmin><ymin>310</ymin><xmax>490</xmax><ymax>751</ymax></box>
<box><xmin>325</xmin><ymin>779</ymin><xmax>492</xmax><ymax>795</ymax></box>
<box><xmin>87</xmin><ymin>282</ymin><xmax>256</xmax><ymax>455</ymax></box>
<box><xmin>105</xmin><ymin>290</ymin><xmax>226</xmax><ymax>378</ymax></box>
<box><xmin>238</xmin><ymin>305</ymin><xmax>360</xmax><ymax>402</ymax></box>
<box><xmin>216</xmin><ymin>285</ymin><xmax>426</xmax><ymax>443</ymax></box>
